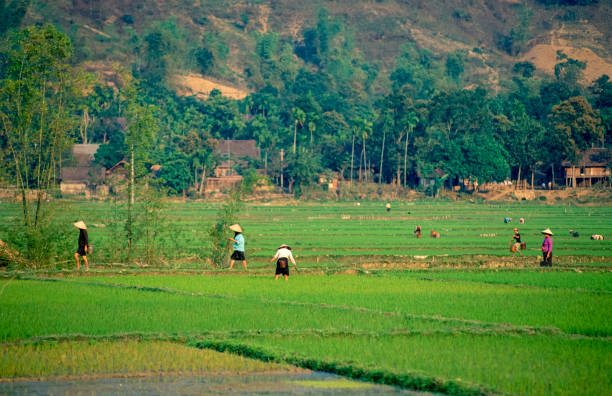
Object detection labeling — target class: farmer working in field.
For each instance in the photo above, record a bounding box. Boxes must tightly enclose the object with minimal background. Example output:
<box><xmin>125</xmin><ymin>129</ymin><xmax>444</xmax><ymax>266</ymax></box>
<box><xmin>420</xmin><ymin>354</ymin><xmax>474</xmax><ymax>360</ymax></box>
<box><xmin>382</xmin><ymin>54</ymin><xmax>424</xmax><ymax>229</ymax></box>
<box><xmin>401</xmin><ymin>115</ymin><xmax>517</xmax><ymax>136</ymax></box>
<box><xmin>270</xmin><ymin>244</ymin><xmax>297</xmax><ymax>280</ymax></box>
<box><xmin>73</xmin><ymin>221</ymin><xmax>89</xmax><ymax>271</ymax></box>
<box><xmin>228</xmin><ymin>224</ymin><xmax>247</xmax><ymax>270</ymax></box>
<box><xmin>510</xmin><ymin>227</ymin><xmax>522</xmax><ymax>255</ymax></box>
<box><xmin>540</xmin><ymin>228</ymin><xmax>553</xmax><ymax>267</ymax></box>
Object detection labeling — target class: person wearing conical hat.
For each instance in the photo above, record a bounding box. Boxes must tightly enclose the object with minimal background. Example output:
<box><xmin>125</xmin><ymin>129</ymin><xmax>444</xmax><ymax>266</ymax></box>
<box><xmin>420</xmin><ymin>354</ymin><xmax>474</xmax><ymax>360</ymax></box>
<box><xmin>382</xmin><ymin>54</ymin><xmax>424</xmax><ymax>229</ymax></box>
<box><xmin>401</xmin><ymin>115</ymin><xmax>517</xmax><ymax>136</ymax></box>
<box><xmin>228</xmin><ymin>224</ymin><xmax>247</xmax><ymax>270</ymax></box>
<box><xmin>269</xmin><ymin>244</ymin><xmax>297</xmax><ymax>281</ymax></box>
<box><xmin>73</xmin><ymin>221</ymin><xmax>89</xmax><ymax>271</ymax></box>
<box><xmin>540</xmin><ymin>228</ymin><xmax>553</xmax><ymax>267</ymax></box>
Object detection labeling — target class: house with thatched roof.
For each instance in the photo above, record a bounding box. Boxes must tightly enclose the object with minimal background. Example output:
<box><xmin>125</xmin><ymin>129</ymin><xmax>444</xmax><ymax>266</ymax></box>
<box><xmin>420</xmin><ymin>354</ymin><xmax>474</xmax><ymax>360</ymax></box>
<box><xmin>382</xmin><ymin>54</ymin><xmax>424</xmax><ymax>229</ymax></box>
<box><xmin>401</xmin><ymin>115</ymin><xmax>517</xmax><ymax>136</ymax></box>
<box><xmin>205</xmin><ymin>140</ymin><xmax>260</xmax><ymax>192</ymax></box>
<box><xmin>60</xmin><ymin>144</ymin><xmax>105</xmax><ymax>195</ymax></box>
<box><xmin>562</xmin><ymin>148</ymin><xmax>611</xmax><ymax>187</ymax></box>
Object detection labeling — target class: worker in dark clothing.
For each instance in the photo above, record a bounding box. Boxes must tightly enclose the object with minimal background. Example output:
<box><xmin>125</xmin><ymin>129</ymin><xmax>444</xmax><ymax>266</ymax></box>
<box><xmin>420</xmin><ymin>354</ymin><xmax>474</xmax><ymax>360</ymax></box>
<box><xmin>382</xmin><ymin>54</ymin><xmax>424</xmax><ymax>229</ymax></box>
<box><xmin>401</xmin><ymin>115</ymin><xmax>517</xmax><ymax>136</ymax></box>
<box><xmin>73</xmin><ymin>221</ymin><xmax>89</xmax><ymax>271</ymax></box>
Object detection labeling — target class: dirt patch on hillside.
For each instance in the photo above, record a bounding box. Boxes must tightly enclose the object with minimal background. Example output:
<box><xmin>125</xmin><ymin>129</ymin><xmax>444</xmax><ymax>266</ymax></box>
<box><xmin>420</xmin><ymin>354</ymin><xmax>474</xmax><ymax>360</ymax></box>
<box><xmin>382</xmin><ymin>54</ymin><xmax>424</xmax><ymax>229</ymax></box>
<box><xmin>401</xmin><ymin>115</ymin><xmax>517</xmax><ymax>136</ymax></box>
<box><xmin>523</xmin><ymin>44</ymin><xmax>612</xmax><ymax>82</ymax></box>
<box><xmin>172</xmin><ymin>74</ymin><xmax>249</xmax><ymax>100</ymax></box>
<box><xmin>523</xmin><ymin>25</ymin><xmax>612</xmax><ymax>82</ymax></box>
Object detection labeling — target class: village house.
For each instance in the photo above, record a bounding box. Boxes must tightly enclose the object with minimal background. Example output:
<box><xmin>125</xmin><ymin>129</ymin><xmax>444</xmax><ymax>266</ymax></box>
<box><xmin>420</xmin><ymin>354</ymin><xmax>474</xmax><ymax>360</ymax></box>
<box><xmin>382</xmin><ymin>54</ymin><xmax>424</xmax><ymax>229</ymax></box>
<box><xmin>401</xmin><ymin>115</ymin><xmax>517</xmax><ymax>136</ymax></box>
<box><xmin>562</xmin><ymin>148</ymin><xmax>611</xmax><ymax>187</ymax></box>
<box><xmin>205</xmin><ymin>140</ymin><xmax>260</xmax><ymax>192</ymax></box>
<box><xmin>60</xmin><ymin>144</ymin><xmax>105</xmax><ymax>196</ymax></box>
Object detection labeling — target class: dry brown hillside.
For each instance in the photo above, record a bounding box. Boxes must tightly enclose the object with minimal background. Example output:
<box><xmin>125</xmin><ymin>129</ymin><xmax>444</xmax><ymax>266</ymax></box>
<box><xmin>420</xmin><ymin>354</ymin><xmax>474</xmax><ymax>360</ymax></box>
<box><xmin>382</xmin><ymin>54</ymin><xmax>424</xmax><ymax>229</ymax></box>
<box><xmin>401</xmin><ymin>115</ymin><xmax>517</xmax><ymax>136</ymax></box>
<box><xmin>24</xmin><ymin>0</ymin><xmax>612</xmax><ymax>89</ymax></box>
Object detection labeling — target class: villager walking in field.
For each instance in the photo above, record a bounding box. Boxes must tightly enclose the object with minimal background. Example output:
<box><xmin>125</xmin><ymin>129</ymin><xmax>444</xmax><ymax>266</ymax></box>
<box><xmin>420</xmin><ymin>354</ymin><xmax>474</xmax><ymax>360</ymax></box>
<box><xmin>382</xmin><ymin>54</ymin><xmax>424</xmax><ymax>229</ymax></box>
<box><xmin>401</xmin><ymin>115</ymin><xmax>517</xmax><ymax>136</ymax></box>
<box><xmin>270</xmin><ymin>244</ymin><xmax>297</xmax><ymax>280</ymax></box>
<box><xmin>540</xmin><ymin>228</ymin><xmax>553</xmax><ymax>267</ymax></box>
<box><xmin>510</xmin><ymin>227</ymin><xmax>522</xmax><ymax>255</ymax></box>
<box><xmin>414</xmin><ymin>225</ymin><xmax>422</xmax><ymax>238</ymax></box>
<box><xmin>73</xmin><ymin>221</ymin><xmax>89</xmax><ymax>271</ymax></box>
<box><xmin>228</xmin><ymin>224</ymin><xmax>247</xmax><ymax>270</ymax></box>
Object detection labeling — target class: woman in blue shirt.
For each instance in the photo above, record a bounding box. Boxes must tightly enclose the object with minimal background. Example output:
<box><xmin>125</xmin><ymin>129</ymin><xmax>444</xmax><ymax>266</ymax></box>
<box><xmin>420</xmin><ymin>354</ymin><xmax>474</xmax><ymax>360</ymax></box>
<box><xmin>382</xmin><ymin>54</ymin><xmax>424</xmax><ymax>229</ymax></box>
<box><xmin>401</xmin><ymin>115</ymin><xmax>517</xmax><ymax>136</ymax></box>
<box><xmin>228</xmin><ymin>224</ymin><xmax>247</xmax><ymax>270</ymax></box>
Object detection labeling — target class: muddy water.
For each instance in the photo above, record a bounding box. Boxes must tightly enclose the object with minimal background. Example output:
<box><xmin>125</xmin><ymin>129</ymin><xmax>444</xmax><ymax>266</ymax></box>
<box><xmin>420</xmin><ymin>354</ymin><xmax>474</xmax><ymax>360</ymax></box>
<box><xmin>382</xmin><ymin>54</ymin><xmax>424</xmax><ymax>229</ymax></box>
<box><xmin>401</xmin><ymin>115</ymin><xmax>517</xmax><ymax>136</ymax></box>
<box><xmin>0</xmin><ymin>372</ymin><xmax>433</xmax><ymax>395</ymax></box>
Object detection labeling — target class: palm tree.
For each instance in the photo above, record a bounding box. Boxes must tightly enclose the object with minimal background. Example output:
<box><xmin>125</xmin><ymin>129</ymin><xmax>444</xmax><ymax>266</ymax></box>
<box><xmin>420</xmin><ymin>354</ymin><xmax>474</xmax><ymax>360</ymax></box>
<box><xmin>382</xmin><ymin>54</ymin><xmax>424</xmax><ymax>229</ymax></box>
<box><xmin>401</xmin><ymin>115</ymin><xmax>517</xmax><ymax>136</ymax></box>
<box><xmin>403</xmin><ymin>112</ymin><xmax>418</xmax><ymax>187</ymax></box>
<box><xmin>292</xmin><ymin>107</ymin><xmax>305</xmax><ymax>154</ymax></box>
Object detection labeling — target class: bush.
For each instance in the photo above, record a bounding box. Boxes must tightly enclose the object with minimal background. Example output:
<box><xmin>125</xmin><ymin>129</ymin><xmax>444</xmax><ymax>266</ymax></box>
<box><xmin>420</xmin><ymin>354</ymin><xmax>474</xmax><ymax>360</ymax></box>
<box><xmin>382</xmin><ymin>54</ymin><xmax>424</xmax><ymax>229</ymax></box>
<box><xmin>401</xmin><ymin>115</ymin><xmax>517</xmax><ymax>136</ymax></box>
<box><xmin>121</xmin><ymin>15</ymin><xmax>134</xmax><ymax>25</ymax></box>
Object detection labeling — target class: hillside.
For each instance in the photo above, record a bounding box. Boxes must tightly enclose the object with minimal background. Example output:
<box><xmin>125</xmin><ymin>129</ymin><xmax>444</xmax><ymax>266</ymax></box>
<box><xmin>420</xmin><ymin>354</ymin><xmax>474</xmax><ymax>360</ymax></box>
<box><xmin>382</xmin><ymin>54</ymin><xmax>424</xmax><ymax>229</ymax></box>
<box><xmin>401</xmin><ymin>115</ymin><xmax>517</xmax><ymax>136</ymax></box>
<box><xmin>4</xmin><ymin>0</ymin><xmax>611</xmax><ymax>197</ymax></box>
<box><xmin>23</xmin><ymin>0</ymin><xmax>612</xmax><ymax>92</ymax></box>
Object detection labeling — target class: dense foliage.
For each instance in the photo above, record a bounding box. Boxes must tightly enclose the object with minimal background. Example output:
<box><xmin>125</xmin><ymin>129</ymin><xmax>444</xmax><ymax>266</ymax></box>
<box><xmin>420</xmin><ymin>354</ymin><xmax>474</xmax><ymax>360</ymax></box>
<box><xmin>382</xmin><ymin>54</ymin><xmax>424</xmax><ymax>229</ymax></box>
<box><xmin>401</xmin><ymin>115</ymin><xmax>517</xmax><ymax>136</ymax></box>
<box><xmin>1</xmin><ymin>3</ymin><xmax>611</xmax><ymax>196</ymax></box>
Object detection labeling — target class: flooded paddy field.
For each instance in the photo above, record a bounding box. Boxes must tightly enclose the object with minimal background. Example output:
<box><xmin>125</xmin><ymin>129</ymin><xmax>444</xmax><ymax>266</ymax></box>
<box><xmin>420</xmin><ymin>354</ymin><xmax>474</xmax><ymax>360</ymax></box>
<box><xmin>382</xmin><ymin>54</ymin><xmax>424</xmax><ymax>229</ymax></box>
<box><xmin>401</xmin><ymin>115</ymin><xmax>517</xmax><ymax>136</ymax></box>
<box><xmin>1</xmin><ymin>372</ymin><xmax>427</xmax><ymax>395</ymax></box>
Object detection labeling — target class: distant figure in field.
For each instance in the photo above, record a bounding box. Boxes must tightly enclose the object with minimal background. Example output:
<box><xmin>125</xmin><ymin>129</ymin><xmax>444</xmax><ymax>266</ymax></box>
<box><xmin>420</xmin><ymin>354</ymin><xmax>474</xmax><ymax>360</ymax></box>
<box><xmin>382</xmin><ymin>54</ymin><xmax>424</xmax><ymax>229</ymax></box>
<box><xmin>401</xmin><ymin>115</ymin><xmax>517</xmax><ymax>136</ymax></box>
<box><xmin>591</xmin><ymin>234</ymin><xmax>604</xmax><ymax>240</ymax></box>
<box><xmin>569</xmin><ymin>229</ymin><xmax>579</xmax><ymax>238</ymax></box>
<box><xmin>510</xmin><ymin>227</ymin><xmax>522</xmax><ymax>255</ymax></box>
<box><xmin>270</xmin><ymin>244</ymin><xmax>297</xmax><ymax>280</ymax></box>
<box><xmin>73</xmin><ymin>221</ymin><xmax>89</xmax><ymax>271</ymax></box>
<box><xmin>228</xmin><ymin>224</ymin><xmax>247</xmax><ymax>270</ymax></box>
<box><xmin>414</xmin><ymin>225</ymin><xmax>422</xmax><ymax>238</ymax></box>
<box><xmin>519</xmin><ymin>218</ymin><xmax>524</xmax><ymax>224</ymax></box>
<box><xmin>386</xmin><ymin>203</ymin><xmax>391</xmax><ymax>212</ymax></box>
<box><xmin>504</xmin><ymin>217</ymin><xmax>512</xmax><ymax>224</ymax></box>
<box><xmin>540</xmin><ymin>228</ymin><xmax>553</xmax><ymax>267</ymax></box>
<box><xmin>430</xmin><ymin>231</ymin><xmax>440</xmax><ymax>238</ymax></box>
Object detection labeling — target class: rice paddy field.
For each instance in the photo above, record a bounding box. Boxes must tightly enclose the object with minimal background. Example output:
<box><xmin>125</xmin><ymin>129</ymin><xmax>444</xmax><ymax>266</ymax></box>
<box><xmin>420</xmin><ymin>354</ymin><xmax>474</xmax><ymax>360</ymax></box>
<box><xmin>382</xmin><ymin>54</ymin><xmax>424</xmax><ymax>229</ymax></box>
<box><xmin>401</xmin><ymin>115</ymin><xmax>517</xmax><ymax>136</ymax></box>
<box><xmin>0</xmin><ymin>199</ymin><xmax>611</xmax><ymax>395</ymax></box>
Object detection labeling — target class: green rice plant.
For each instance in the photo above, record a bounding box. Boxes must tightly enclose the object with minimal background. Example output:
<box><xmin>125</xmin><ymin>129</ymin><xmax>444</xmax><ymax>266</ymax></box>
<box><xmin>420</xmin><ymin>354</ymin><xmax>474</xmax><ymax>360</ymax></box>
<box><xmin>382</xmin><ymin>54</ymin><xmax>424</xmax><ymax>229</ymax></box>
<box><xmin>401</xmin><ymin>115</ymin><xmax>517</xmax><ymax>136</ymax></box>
<box><xmin>207</xmin><ymin>333</ymin><xmax>612</xmax><ymax>396</ymax></box>
<box><xmin>0</xmin><ymin>340</ymin><xmax>296</xmax><ymax>378</ymax></box>
<box><xmin>193</xmin><ymin>339</ymin><xmax>496</xmax><ymax>396</ymax></box>
<box><xmin>1</xmin><ymin>200</ymin><xmax>611</xmax><ymax>266</ymax></box>
<box><xmin>392</xmin><ymin>270</ymin><xmax>612</xmax><ymax>292</ymax></box>
<box><xmin>1</xmin><ymin>273</ymin><xmax>611</xmax><ymax>395</ymax></box>
<box><xmin>86</xmin><ymin>274</ymin><xmax>612</xmax><ymax>336</ymax></box>
<box><xmin>0</xmin><ymin>279</ymin><xmax>468</xmax><ymax>343</ymax></box>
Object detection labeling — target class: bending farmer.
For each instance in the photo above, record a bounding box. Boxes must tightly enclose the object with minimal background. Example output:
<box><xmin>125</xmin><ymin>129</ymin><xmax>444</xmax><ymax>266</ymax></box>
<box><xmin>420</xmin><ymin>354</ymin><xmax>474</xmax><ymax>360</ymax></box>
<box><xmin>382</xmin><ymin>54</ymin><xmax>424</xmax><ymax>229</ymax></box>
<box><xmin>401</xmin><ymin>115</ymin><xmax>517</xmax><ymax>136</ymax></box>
<box><xmin>73</xmin><ymin>221</ymin><xmax>89</xmax><ymax>271</ymax></box>
<box><xmin>270</xmin><ymin>244</ymin><xmax>297</xmax><ymax>280</ymax></box>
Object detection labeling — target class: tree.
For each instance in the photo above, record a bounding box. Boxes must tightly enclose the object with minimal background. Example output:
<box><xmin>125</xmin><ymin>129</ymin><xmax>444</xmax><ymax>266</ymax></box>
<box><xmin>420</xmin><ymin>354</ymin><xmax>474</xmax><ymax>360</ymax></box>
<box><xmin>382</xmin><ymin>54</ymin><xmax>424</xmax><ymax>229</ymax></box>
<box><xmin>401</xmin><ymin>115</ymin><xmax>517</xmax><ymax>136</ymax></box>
<box><xmin>554</xmin><ymin>51</ymin><xmax>586</xmax><ymax>92</ymax></box>
<box><xmin>403</xmin><ymin>111</ymin><xmax>419</xmax><ymax>187</ymax></box>
<box><xmin>445</xmin><ymin>51</ymin><xmax>464</xmax><ymax>81</ymax></box>
<box><xmin>292</xmin><ymin>107</ymin><xmax>305</xmax><ymax>154</ymax></box>
<box><xmin>121</xmin><ymin>74</ymin><xmax>159</xmax><ymax>250</ymax></box>
<box><xmin>0</xmin><ymin>25</ymin><xmax>83</xmax><ymax>228</ymax></box>
<box><xmin>285</xmin><ymin>147</ymin><xmax>322</xmax><ymax>196</ymax></box>
<box><xmin>0</xmin><ymin>25</ymin><xmax>85</xmax><ymax>265</ymax></box>
<box><xmin>548</xmin><ymin>96</ymin><xmax>604</xmax><ymax>165</ymax></box>
<box><xmin>590</xmin><ymin>75</ymin><xmax>612</xmax><ymax>144</ymax></box>
<box><xmin>0</xmin><ymin>0</ymin><xmax>30</xmax><ymax>35</ymax></box>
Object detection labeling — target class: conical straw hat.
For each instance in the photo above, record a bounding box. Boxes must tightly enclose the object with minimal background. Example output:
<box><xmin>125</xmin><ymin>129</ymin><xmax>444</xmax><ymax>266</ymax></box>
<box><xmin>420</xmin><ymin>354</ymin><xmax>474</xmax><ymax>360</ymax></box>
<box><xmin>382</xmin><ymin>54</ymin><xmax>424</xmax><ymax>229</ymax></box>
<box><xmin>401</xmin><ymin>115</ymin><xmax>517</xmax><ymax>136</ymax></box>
<box><xmin>278</xmin><ymin>244</ymin><xmax>291</xmax><ymax>250</ymax></box>
<box><xmin>229</xmin><ymin>224</ymin><xmax>242</xmax><ymax>233</ymax></box>
<box><xmin>73</xmin><ymin>221</ymin><xmax>87</xmax><ymax>230</ymax></box>
<box><xmin>541</xmin><ymin>228</ymin><xmax>553</xmax><ymax>236</ymax></box>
